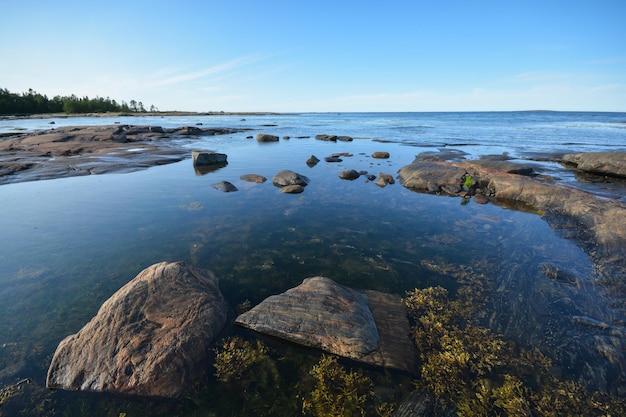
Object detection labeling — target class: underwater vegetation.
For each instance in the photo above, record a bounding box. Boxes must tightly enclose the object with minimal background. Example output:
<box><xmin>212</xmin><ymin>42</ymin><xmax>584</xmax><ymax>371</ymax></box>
<box><xmin>403</xmin><ymin>284</ymin><xmax>626</xmax><ymax>416</ymax></box>
<box><xmin>301</xmin><ymin>354</ymin><xmax>374</xmax><ymax>417</ymax></box>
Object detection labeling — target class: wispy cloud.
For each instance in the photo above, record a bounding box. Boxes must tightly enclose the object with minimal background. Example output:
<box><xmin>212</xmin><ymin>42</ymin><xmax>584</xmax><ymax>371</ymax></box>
<box><xmin>586</xmin><ymin>56</ymin><xmax>626</xmax><ymax>65</ymax></box>
<box><xmin>148</xmin><ymin>54</ymin><xmax>267</xmax><ymax>87</ymax></box>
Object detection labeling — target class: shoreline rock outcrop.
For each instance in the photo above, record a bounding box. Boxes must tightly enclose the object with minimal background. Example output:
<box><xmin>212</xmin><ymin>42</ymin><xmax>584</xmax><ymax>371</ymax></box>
<box><xmin>0</xmin><ymin>125</ymin><xmax>244</xmax><ymax>185</ymax></box>
<box><xmin>46</xmin><ymin>261</ymin><xmax>228</xmax><ymax>398</ymax></box>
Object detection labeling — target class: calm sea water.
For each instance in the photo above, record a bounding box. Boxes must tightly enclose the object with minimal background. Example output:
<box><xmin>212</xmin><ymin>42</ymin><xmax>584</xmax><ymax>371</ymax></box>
<box><xmin>0</xmin><ymin>112</ymin><xmax>625</xmax><ymax>415</ymax></box>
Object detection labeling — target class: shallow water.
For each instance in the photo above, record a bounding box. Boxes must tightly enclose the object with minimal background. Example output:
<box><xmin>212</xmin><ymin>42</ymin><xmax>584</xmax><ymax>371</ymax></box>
<box><xmin>0</xmin><ymin>112</ymin><xmax>625</xmax><ymax>415</ymax></box>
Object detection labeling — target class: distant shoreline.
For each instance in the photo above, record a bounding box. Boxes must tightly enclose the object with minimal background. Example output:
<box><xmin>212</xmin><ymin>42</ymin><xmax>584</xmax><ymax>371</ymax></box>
<box><xmin>0</xmin><ymin>111</ymin><xmax>286</xmax><ymax>121</ymax></box>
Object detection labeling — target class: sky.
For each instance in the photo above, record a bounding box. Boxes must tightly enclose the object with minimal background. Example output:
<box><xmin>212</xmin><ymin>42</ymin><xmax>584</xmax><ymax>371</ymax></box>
<box><xmin>1</xmin><ymin>0</ymin><xmax>625</xmax><ymax>112</ymax></box>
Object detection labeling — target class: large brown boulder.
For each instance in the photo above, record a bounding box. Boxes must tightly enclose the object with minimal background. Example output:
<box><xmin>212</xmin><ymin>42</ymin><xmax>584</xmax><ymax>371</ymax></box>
<box><xmin>46</xmin><ymin>261</ymin><xmax>228</xmax><ymax>398</ymax></box>
<box><xmin>235</xmin><ymin>277</ymin><xmax>416</xmax><ymax>372</ymax></box>
<box><xmin>562</xmin><ymin>151</ymin><xmax>626</xmax><ymax>178</ymax></box>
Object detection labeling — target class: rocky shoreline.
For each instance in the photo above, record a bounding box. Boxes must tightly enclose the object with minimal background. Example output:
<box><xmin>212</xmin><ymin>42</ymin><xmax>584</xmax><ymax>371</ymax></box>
<box><xmin>0</xmin><ymin>124</ymin><xmax>247</xmax><ymax>184</ymax></box>
<box><xmin>4</xmin><ymin>121</ymin><xmax>626</xmax><ymax>411</ymax></box>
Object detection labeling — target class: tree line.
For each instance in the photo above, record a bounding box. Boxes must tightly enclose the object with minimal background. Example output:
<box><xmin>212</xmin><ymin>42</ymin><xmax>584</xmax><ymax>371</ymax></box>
<box><xmin>0</xmin><ymin>88</ymin><xmax>158</xmax><ymax>115</ymax></box>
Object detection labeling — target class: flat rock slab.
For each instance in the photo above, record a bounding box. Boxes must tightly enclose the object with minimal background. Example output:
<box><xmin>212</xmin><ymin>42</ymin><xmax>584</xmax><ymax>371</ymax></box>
<box><xmin>235</xmin><ymin>277</ymin><xmax>415</xmax><ymax>372</ymax></box>
<box><xmin>562</xmin><ymin>152</ymin><xmax>626</xmax><ymax>178</ymax></box>
<box><xmin>46</xmin><ymin>261</ymin><xmax>228</xmax><ymax>398</ymax></box>
<box><xmin>0</xmin><ymin>125</ymin><xmax>241</xmax><ymax>185</ymax></box>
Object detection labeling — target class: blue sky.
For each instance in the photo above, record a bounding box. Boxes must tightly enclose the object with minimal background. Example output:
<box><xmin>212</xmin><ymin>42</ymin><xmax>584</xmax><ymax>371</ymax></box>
<box><xmin>1</xmin><ymin>0</ymin><xmax>625</xmax><ymax>112</ymax></box>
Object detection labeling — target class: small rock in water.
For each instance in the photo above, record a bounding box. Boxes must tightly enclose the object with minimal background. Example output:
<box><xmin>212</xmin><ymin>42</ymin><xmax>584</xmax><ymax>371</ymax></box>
<box><xmin>372</xmin><ymin>151</ymin><xmax>390</xmax><ymax>159</ymax></box>
<box><xmin>240</xmin><ymin>174</ymin><xmax>267</xmax><ymax>183</ymax></box>
<box><xmin>212</xmin><ymin>181</ymin><xmax>238</xmax><ymax>192</ymax></box>
<box><xmin>473</xmin><ymin>194</ymin><xmax>489</xmax><ymax>204</ymax></box>
<box><xmin>375</xmin><ymin>173</ymin><xmax>395</xmax><ymax>187</ymax></box>
<box><xmin>306</xmin><ymin>155</ymin><xmax>320</xmax><ymax>166</ymax></box>
<box><xmin>273</xmin><ymin>170</ymin><xmax>309</xmax><ymax>187</ymax></box>
<box><xmin>339</xmin><ymin>169</ymin><xmax>360</xmax><ymax>180</ymax></box>
<box><xmin>256</xmin><ymin>133</ymin><xmax>279</xmax><ymax>142</ymax></box>
<box><xmin>192</xmin><ymin>150</ymin><xmax>227</xmax><ymax>166</ymax></box>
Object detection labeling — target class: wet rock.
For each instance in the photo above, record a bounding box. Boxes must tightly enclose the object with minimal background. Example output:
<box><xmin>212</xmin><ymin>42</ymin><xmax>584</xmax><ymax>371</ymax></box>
<box><xmin>471</xmin><ymin>155</ymin><xmax>538</xmax><ymax>176</ymax></box>
<box><xmin>339</xmin><ymin>169</ymin><xmax>360</xmax><ymax>180</ymax></box>
<box><xmin>192</xmin><ymin>150</ymin><xmax>227</xmax><ymax>166</ymax></box>
<box><xmin>315</xmin><ymin>134</ymin><xmax>337</xmax><ymax>142</ymax></box>
<box><xmin>337</xmin><ymin>135</ymin><xmax>354</xmax><ymax>142</ymax></box>
<box><xmin>398</xmin><ymin>159</ymin><xmax>467</xmax><ymax>191</ymax></box>
<box><xmin>372</xmin><ymin>151</ymin><xmax>390</xmax><ymax>159</ymax></box>
<box><xmin>235</xmin><ymin>277</ymin><xmax>416</xmax><ymax>372</ymax></box>
<box><xmin>473</xmin><ymin>194</ymin><xmax>489</xmax><ymax>204</ymax></box>
<box><xmin>46</xmin><ymin>261</ymin><xmax>228</xmax><ymax>398</ymax></box>
<box><xmin>240</xmin><ymin>174</ymin><xmax>267</xmax><ymax>183</ymax></box>
<box><xmin>426</xmin><ymin>182</ymin><xmax>441</xmax><ymax>193</ymax></box>
<box><xmin>212</xmin><ymin>181</ymin><xmax>238</xmax><ymax>192</ymax></box>
<box><xmin>282</xmin><ymin>135</ymin><xmax>290</xmax><ymax>140</ymax></box>
<box><xmin>272</xmin><ymin>170</ymin><xmax>309</xmax><ymax>187</ymax></box>
<box><xmin>375</xmin><ymin>172</ymin><xmax>396</xmax><ymax>187</ymax></box>
<box><xmin>325</xmin><ymin>156</ymin><xmax>342</xmax><ymax>162</ymax></box>
<box><xmin>256</xmin><ymin>133</ymin><xmax>279</xmax><ymax>142</ymax></box>
<box><xmin>562</xmin><ymin>152</ymin><xmax>626</xmax><ymax>178</ymax></box>
<box><xmin>306</xmin><ymin>155</ymin><xmax>320</xmax><ymax>167</ymax></box>
<box><xmin>280</xmin><ymin>184</ymin><xmax>305</xmax><ymax>194</ymax></box>
<box><xmin>0</xmin><ymin>125</ymin><xmax>243</xmax><ymax>185</ymax></box>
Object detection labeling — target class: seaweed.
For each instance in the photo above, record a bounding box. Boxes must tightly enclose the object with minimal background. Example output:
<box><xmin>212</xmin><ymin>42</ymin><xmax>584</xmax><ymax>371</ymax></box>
<box><xmin>301</xmin><ymin>355</ymin><xmax>374</xmax><ymax>417</ymax></box>
<box><xmin>403</xmin><ymin>285</ymin><xmax>626</xmax><ymax>416</ymax></box>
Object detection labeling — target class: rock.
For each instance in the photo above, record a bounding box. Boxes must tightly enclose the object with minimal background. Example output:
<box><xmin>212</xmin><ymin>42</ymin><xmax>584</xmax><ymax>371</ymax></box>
<box><xmin>337</xmin><ymin>135</ymin><xmax>354</xmax><ymax>142</ymax></box>
<box><xmin>282</xmin><ymin>135</ymin><xmax>290</xmax><ymax>140</ymax></box>
<box><xmin>471</xmin><ymin>155</ymin><xmax>537</xmax><ymax>176</ymax></box>
<box><xmin>256</xmin><ymin>133</ymin><xmax>279</xmax><ymax>142</ymax></box>
<box><xmin>212</xmin><ymin>181</ymin><xmax>238</xmax><ymax>192</ymax></box>
<box><xmin>173</xmin><ymin>126</ymin><xmax>205</xmax><ymax>136</ymax></box>
<box><xmin>398</xmin><ymin>159</ymin><xmax>467</xmax><ymax>191</ymax></box>
<box><xmin>272</xmin><ymin>170</ymin><xmax>309</xmax><ymax>187</ymax></box>
<box><xmin>562</xmin><ymin>152</ymin><xmax>626</xmax><ymax>178</ymax></box>
<box><xmin>375</xmin><ymin>172</ymin><xmax>396</xmax><ymax>187</ymax></box>
<box><xmin>280</xmin><ymin>184</ymin><xmax>305</xmax><ymax>194</ymax></box>
<box><xmin>46</xmin><ymin>261</ymin><xmax>228</xmax><ymax>398</ymax></box>
<box><xmin>235</xmin><ymin>277</ymin><xmax>416</xmax><ymax>372</ymax></box>
<box><xmin>315</xmin><ymin>134</ymin><xmax>337</xmax><ymax>142</ymax></box>
<box><xmin>372</xmin><ymin>151</ymin><xmax>390</xmax><ymax>159</ymax></box>
<box><xmin>325</xmin><ymin>156</ymin><xmax>343</xmax><ymax>162</ymax></box>
<box><xmin>397</xmin><ymin>153</ymin><xmax>626</xmax><ymax>257</ymax></box>
<box><xmin>240</xmin><ymin>174</ymin><xmax>267</xmax><ymax>183</ymax></box>
<box><xmin>306</xmin><ymin>155</ymin><xmax>320</xmax><ymax>167</ymax></box>
<box><xmin>339</xmin><ymin>169</ymin><xmax>360</xmax><ymax>180</ymax></box>
<box><xmin>191</xmin><ymin>150</ymin><xmax>227</xmax><ymax>166</ymax></box>
<box><xmin>473</xmin><ymin>194</ymin><xmax>489</xmax><ymax>204</ymax></box>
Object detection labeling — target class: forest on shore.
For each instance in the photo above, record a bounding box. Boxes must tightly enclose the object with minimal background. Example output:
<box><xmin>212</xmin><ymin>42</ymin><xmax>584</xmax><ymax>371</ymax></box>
<box><xmin>0</xmin><ymin>87</ymin><xmax>157</xmax><ymax>115</ymax></box>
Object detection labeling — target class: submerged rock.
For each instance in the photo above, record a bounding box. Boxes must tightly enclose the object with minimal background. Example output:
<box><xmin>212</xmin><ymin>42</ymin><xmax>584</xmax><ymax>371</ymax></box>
<box><xmin>280</xmin><ymin>184</ymin><xmax>305</xmax><ymax>194</ymax></box>
<box><xmin>235</xmin><ymin>277</ymin><xmax>416</xmax><ymax>372</ymax></box>
<box><xmin>212</xmin><ymin>181</ymin><xmax>238</xmax><ymax>192</ymax></box>
<box><xmin>46</xmin><ymin>261</ymin><xmax>228</xmax><ymax>398</ymax></box>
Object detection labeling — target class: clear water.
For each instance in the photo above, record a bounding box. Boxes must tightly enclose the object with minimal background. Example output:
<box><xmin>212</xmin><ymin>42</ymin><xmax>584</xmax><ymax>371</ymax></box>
<box><xmin>0</xmin><ymin>112</ymin><xmax>625</xmax><ymax>415</ymax></box>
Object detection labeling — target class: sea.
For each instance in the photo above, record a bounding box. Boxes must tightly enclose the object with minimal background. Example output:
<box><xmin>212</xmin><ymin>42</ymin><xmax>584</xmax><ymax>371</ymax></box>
<box><xmin>0</xmin><ymin>111</ymin><xmax>625</xmax><ymax>415</ymax></box>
